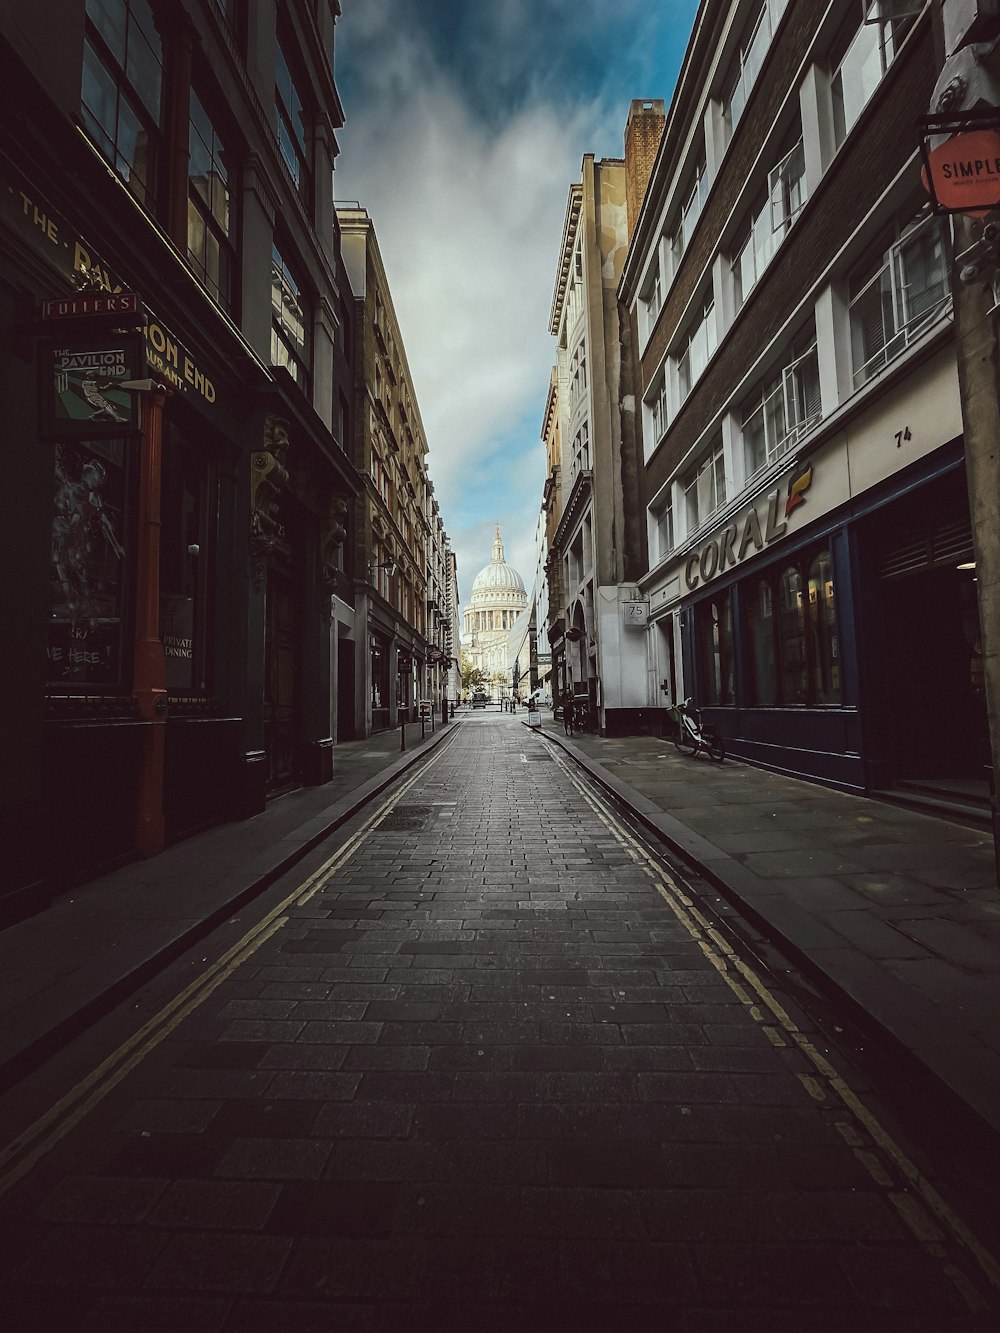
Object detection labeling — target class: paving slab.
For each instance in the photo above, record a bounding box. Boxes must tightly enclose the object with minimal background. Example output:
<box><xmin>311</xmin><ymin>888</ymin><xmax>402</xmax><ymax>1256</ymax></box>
<box><xmin>0</xmin><ymin>720</ymin><xmax>455</xmax><ymax>1088</ymax></box>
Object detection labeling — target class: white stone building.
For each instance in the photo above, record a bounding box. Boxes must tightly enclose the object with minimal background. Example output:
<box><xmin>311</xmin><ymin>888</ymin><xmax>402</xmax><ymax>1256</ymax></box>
<box><xmin>461</xmin><ymin>528</ymin><xmax>528</xmax><ymax>688</ymax></box>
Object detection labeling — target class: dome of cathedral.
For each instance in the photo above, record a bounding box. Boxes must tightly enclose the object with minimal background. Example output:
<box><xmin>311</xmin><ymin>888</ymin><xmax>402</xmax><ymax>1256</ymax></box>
<box><xmin>470</xmin><ymin>529</ymin><xmax>526</xmax><ymax>600</ymax></box>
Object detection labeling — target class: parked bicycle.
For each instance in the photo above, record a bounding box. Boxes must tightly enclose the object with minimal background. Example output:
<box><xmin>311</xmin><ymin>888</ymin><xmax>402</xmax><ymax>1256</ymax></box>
<box><xmin>666</xmin><ymin>697</ymin><xmax>725</xmax><ymax>762</ymax></box>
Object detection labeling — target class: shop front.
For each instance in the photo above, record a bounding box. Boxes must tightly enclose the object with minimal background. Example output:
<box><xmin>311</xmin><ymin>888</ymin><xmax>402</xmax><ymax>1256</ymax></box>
<box><xmin>649</xmin><ymin>430</ymin><xmax>984</xmax><ymax>797</ymax></box>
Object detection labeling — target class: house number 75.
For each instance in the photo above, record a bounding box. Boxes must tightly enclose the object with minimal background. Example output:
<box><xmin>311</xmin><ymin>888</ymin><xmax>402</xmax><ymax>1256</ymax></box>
<box><xmin>895</xmin><ymin>426</ymin><xmax>912</xmax><ymax>448</ymax></box>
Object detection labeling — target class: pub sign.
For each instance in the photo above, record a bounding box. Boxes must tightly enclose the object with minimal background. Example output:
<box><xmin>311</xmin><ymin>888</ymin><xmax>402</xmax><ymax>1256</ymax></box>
<box><xmin>42</xmin><ymin>332</ymin><xmax>144</xmax><ymax>440</ymax></box>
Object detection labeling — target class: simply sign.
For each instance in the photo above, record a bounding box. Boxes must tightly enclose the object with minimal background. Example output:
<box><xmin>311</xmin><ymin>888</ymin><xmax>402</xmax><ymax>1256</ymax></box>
<box><xmin>921</xmin><ymin>128</ymin><xmax>1000</xmax><ymax>216</ymax></box>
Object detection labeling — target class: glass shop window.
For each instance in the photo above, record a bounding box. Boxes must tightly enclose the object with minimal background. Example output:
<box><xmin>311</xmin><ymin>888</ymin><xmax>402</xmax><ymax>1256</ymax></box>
<box><xmin>159</xmin><ymin>424</ymin><xmax>212</xmax><ymax>692</ymax></box>
<box><xmin>49</xmin><ymin>438</ymin><xmax>129</xmax><ymax>688</ymax></box>
<box><xmin>745</xmin><ymin>545</ymin><xmax>840</xmax><ymax>706</ymax></box>
<box><xmin>696</xmin><ymin>592</ymin><xmax>734</xmax><ymax>706</ymax></box>
<box><xmin>748</xmin><ymin>577</ymin><xmax>777</xmax><ymax>706</ymax></box>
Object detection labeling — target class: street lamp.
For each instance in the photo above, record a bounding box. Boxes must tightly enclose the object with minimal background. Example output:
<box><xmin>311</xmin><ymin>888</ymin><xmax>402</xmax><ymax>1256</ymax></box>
<box><xmin>369</xmin><ymin>559</ymin><xmax>397</xmax><ymax>579</ymax></box>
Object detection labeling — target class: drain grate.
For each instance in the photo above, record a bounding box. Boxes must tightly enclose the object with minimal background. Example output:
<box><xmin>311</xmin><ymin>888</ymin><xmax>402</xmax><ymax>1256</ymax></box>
<box><xmin>379</xmin><ymin>804</ymin><xmax>433</xmax><ymax>831</ymax></box>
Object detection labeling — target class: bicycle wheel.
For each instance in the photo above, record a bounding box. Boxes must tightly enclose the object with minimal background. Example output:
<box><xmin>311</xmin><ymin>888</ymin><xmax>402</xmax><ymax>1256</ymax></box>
<box><xmin>703</xmin><ymin>726</ymin><xmax>725</xmax><ymax>763</ymax></box>
<box><xmin>673</xmin><ymin>723</ymin><xmax>699</xmax><ymax>757</ymax></box>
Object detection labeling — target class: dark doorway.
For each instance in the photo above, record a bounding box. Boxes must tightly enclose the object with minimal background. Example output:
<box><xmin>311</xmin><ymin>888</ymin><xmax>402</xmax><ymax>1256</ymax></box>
<box><xmin>880</xmin><ymin>564</ymin><xmax>986</xmax><ymax>781</ymax></box>
<box><xmin>337</xmin><ymin>633</ymin><xmax>356</xmax><ymax>742</ymax></box>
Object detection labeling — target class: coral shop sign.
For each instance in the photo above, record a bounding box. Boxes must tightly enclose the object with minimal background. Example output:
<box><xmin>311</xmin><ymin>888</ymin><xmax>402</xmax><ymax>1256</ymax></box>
<box><xmin>684</xmin><ymin>467</ymin><xmax>812</xmax><ymax>591</ymax></box>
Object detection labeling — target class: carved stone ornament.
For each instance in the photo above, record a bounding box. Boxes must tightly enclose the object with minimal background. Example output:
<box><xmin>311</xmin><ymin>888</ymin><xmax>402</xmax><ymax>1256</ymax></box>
<box><xmin>250</xmin><ymin>415</ymin><xmax>292</xmax><ymax>583</ymax></box>
<box><xmin>319</xmin><ymin>493</ymin><xmax>349</xmax><ymax>605</ymax></box>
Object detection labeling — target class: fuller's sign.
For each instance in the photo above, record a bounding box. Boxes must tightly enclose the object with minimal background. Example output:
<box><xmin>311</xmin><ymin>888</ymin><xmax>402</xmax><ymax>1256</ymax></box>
<box><xmin>683</xmin><ymin>466</ymin><xmax>813</xmax><ymax>592</ymax></box>
<box><xmin>42</xmin><ymin>292</ymin><xmax>141</xmax><ymax>321</ymax></box>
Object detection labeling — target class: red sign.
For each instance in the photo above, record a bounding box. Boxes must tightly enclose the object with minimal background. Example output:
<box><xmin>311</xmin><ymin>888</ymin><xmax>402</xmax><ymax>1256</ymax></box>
<box><xmin>42</xmin><ymin>292</ymin><xmax>140</xmax><ymax>320</ymax></box>
<box><xmin>922</xmin><ymin>129</ymin><xmax>1000</xmax><ymax>217</ymax></box>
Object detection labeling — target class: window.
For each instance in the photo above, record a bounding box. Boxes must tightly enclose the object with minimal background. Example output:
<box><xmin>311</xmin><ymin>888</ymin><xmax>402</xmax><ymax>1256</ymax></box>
<box><xmin>831</xmin><ymin>4</ymin><xmax>918</xmax><ymax>147</ymax></box>
<box><xmin>747</xmin><ymin>578</ymin><xmax>777</xmax><ymax>705</ymax></box>
<box><xmin>648</xmin><ymin>373</ymin><xmax>669</xmax><ymax>450</ymax></box>
<box><xmin>723</xmin><ymin>0</ymin><xmax>789</xmax><ymax>132</ymax></box>
<box><xmin>769</xmin><ymin>136</ymin><xmax>806</xmax><ymax>233</ymax></box>
<box><xmin>746</xmin><ymin>545</ymin><xmax>840</xmax><ymax>706</ymax></box>
<box><xmin>677</xmin><ymin>292</ymin><xmax>718</xmax><ymax>401</ymax></box>
<box><xmin>683</xmin><ymin>437</ymin><xmax>726</xmax><ymax>535</ymax></box>
<box><xmin>849</xmin><ymin>206</ymin><xmax>949</xmax><ymax>387</ymax></box>
<box><xmin>570</xmin><ymin>342</ymin><xmax>588</xmax><ymax>411</ymax></box>
<box><xmin>81</xmin><ymin>0</ymin><xmax>163</xmax><ymax>208</ymax></box>
<box><xmin>741</xmin><ymin>331</ymin><xmax>821</xmax><ymax>478</ymax></box>
<box><xmin>724</xmin><ymin>3</ymin><xmax>768</xmax><ymax>131</ymax></box>
<box><xmin>733</xmin><ymin>194</ymin><xmax>778</xmax><ymax>310</ymax></box>
<box><xmin>640</xmin><ymin>260</ymin><xmax>663</xmax><ymax>333</ymax></box>
<box><xmin>271</xmin><ymin>241</ymin><xmax>311</xmax><ymax>389</ymax></box>
<box><xmin>679</xmin><ymin>154</ymin><xmax>709</xmax><ymax>253</ymax></box>
<box><xmin>275</xmin><ymin>39</ymin><xmax>310</xmax><ymax>198</ymax></box>
<box><xmin>696</xmin><ymin>593</ymin><xmax>734</xmax><ymax>705</ymax></box>
<box><xmin>653</xmin><ymin>493</ymin><xmax>674</xmax><ymax>563</ymax></box>
<box><xmin>187</xmin><ymin>90</ymin><xmax>234</xmax><ymax>311</ymax></box>
<box><xmin>571</xmin><ymin>420</ymin><xmax>591</xmax><ymax>477</ymax></box>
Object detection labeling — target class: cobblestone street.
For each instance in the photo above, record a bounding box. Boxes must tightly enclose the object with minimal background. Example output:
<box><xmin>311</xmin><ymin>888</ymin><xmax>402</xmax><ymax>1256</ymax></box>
<box><xmin>1</xmin><ymin>714</ymin><xmax>997</xmax><ymax>1329</ymax></box>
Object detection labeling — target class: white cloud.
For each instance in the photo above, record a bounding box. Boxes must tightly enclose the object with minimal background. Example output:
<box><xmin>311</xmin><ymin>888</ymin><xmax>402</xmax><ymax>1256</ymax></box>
<box><xmin>334</xmin><ymin>3</ymin><xmax>622</xmax><ymax>607</ymax></box>
<box><xmin>335</xmin><ymin>0</ymin><xmax>698</xmax><ymax>609</ymax></box>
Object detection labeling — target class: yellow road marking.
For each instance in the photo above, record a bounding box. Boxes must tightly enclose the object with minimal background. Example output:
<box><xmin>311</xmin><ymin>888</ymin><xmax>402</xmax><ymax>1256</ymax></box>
<box><xmin>0</xmin><ymin>727</ymin><xmax>461</xmax><ymax>1199</ymax></box>
<box><xmin>540</xmin><ymin>736</ymin><xmax>1000</xmax><ymax>1299</ymax></box>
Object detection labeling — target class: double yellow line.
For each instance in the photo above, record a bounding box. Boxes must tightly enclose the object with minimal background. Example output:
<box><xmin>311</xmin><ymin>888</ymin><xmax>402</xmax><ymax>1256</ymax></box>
<box><xmin>542</xmin><ymin>737</ymin><xmax>1000</xmax><ymax>1310</ymax></box>
<box><xmin>0</xmin><ymin>729</ymin><xmax>458</xmax><ymax>1200</ymax></box>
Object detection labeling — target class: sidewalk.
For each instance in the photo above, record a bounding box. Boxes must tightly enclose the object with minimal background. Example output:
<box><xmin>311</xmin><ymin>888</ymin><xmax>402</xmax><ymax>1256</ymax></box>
<box><xmin>0</xmin><ymin>716</ymin><xmax>454</xmax><ymax>1090</ymax></box>
<box><xmin>530</xmin><ymin>718</ymin><xmax>1000</xmax><ymax>1142</ymax></box>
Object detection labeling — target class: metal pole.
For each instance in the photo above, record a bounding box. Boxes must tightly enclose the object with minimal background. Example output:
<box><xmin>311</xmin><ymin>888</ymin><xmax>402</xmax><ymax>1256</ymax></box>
<box><xmin>400</xmin><ymin>719</ymin><xmax>406</xmax><ymax>752</ymax></box>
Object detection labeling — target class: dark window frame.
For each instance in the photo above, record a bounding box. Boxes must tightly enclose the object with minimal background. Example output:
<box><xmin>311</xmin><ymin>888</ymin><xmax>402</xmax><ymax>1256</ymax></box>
<box><xmin>81</xmin><ymin>0</ymin><xmax>165</xmax><ymax>210</ymax></box>
<box><xmin>275</xmin><ymin>33</ymin><xmax>312</xmax><ymax>205</ymax></box>
<box><xmin>187</xmin><ymin>83</ymin><xmax>238</xmax><ymax>314</ymax></box>
<box><xmin>271</xmin><ymin>237</ymin><xmax>312</xmax><ymax>392</ymax></box>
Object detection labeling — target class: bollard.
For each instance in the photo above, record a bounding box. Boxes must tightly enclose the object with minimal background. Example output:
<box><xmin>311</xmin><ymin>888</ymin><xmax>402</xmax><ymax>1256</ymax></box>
<box><xmin>421</xmin><ymin>718</ymin><xmax>426</xmax><ymax>740</ymax></box>
<box><xmin>400</xmin><ymin>719</ymin><xmax>406</xmax><ymax>752</ymax></box>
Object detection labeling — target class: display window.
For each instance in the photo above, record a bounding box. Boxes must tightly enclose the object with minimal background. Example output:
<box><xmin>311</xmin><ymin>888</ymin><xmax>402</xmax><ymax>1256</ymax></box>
<box><xmin>48</xmin><ymin>437</ymin><xmax>130</xmax><ymax>687</ymax></box>
<box><xmin>747</xmin><ymin>544</ymin><xmax>840</xmax><ymax>707</ymax></box>
<box><xmin>695</xmin><ymin>592</ymin><xmax>734</xmax><ymax>705</ymax></box>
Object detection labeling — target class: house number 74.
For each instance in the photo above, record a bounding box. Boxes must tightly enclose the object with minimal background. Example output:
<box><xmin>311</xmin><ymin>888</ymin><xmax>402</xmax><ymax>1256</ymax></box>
<box><xmin>895</xmin><ymin>426</ymin><xmax>912</xmax><ymax>448</ymax></box>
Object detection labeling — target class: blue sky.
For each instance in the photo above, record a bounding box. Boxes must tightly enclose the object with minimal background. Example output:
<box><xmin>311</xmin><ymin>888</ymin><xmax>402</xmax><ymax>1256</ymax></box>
<box><xmin>334</xmin><ymin>0</ymin><xmax>700</xmax><ymax>604</ymax></box>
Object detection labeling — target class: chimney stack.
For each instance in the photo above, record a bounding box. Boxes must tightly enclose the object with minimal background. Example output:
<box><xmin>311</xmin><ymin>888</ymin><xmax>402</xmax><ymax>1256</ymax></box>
<box><xmin>624</xmin><ymin>99</ymin><xmax>666</xmax><ymax>239</ymax></box>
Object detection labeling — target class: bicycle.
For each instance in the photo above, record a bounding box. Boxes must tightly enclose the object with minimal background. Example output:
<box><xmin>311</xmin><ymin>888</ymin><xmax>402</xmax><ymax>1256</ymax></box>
<box><xmin>666</xmin><ymin>697</ymin><xmax>725</xmax><ymax>762</ymax></box>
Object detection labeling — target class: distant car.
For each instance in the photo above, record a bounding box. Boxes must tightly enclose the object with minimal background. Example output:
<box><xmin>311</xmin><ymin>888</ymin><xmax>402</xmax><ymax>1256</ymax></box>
<box><xmin>471</xmin><ymin>691</ymin><xmax>488</xmax><ymax>708</ymax></box>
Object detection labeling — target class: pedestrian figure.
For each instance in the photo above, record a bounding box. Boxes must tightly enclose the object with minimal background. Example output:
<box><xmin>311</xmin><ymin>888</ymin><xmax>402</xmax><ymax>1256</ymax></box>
<box><xmin>562</xmin><ymin>690</ymin><xmax>575</xmax><ymax>736</ymax></box>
